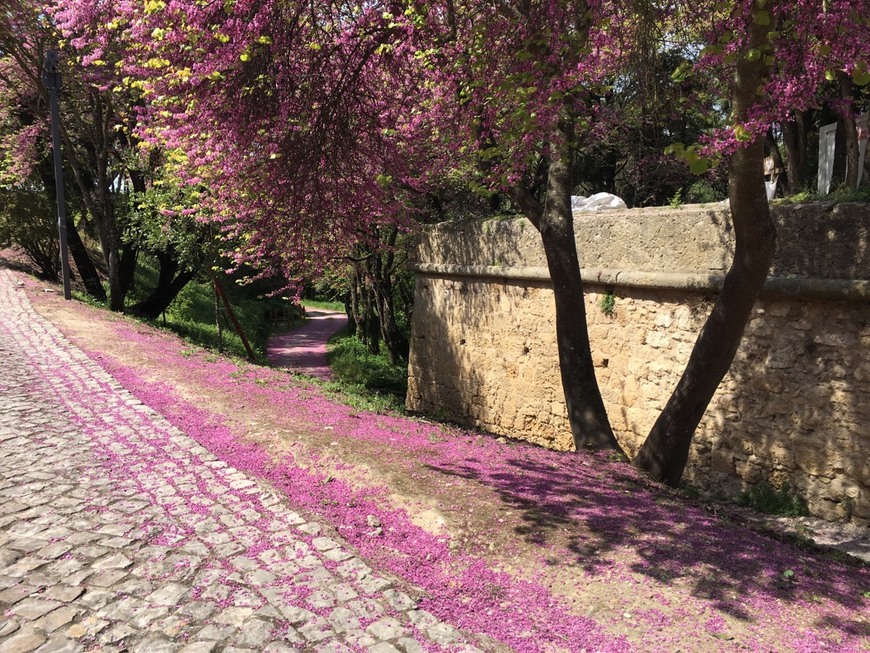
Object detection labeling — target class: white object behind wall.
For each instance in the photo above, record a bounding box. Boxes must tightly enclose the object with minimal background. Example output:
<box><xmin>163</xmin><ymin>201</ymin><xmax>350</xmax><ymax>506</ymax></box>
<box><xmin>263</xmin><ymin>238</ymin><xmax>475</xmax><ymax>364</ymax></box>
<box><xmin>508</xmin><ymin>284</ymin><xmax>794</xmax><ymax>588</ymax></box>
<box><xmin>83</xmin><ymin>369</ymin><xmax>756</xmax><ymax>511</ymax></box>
<box><xmin>818</xmin><ymin>122</ymin><xmax>838</xmax><ymax>195</ymax></box>
<box><xmin>817</xmin><ymin>115</ymin><xmax>868</xmax><ymax>194</ymax></box>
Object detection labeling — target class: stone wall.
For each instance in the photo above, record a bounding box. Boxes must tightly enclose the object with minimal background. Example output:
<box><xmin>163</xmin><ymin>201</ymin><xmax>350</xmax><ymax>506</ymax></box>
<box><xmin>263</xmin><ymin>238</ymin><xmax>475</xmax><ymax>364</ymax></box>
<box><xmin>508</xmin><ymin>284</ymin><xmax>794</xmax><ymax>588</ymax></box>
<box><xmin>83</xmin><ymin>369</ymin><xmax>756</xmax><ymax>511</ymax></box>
<box><xmin>406</xmin><ymin>202</ymin><xmax>870</xmax><ymax>524</ymax></box>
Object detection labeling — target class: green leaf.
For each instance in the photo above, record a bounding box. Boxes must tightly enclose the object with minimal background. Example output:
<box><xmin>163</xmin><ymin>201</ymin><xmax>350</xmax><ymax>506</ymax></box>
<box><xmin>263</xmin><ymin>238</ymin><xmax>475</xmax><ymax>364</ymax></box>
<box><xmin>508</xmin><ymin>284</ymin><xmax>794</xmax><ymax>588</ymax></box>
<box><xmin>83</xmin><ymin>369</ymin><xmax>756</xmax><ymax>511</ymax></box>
<box><xmin>689</xmin><ymin>159</ymin><xmax>710</xmax><ymax>175</ymax></box>
<box><xmin>746</xmin><ymin>48</ymin><xmax>761</xmax><ymax>62</ymax></box>
<box><xmin>734</xmin><ymin>124</ymin><xmax>752</xmax><ymax>142</ymax></box>
<box><xmin>818</xmin><ymin>44</ymin><xmax>832</xmax><ymax>56</ymax></box>
<box><xmin>825</xmin><ymin>70</ymin><xmax>836</xmax><ymax>81</ymax></box>
<box><xmin>853</xmin><ymin>63</ymin><xmax>870</xmax><ymax>86</ymax></box>
<box><xmin>753</xmin><ymin>10</ymin><xmax>771</xmax><ymax>25</ymax></box>
<box><xmin>671</xmin><ymin>61</ymin><xmax>693</xmax><ymax>82</ymax></box>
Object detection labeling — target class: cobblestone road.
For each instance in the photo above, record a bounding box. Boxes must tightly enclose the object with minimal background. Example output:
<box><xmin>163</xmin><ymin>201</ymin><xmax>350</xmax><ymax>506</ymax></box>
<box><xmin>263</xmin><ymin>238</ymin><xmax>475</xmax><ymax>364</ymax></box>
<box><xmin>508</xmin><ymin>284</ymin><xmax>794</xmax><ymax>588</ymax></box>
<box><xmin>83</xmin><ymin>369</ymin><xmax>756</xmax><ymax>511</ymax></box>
<box><xmin>0</xmin><ymin>269</ymin><xmax>481</xmax><ymax>653</ymax></box>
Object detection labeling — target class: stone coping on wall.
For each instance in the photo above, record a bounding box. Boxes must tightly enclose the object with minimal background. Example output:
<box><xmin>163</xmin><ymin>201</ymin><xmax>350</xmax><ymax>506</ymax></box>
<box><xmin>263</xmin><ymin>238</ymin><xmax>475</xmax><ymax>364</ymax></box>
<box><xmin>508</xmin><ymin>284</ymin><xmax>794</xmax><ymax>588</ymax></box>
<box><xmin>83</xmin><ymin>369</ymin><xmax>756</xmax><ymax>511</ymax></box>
<box><xmin>412</xmin><ymin>201</ymin><xmax>870</xmax><ymax>283</ymax></box>
<box><xmin>407</xmin><ymin>262</ymin><xmax>870</xmax><ymax>302</ymax></box>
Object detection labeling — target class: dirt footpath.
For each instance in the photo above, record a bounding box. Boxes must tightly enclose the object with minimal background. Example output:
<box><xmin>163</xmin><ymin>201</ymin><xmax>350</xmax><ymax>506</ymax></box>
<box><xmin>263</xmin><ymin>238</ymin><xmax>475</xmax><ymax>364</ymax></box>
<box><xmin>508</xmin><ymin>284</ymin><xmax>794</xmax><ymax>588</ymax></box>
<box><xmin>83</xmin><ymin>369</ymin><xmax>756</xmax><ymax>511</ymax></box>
<box><xmin>267</xmin><ymin>308</ymin><xmax>347</xmax><ymax>379</ymax></box>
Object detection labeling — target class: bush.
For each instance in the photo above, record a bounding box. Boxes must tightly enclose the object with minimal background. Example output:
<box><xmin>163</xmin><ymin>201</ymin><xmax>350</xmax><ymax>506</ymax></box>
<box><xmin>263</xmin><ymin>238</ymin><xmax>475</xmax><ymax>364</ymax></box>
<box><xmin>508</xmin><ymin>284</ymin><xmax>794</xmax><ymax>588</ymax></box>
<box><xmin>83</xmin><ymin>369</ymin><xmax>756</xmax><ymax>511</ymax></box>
<box><xmin>324</xmin><ymin>334</ymin><xmax>408</xmax><ymax>412</ymax></box>
<box><xmin>130</xmin><ymin>257</ymin><xmax>282</xmax><ymax>362</ymax></box>
<box><xmin>0</xmin><ymin>187</ymin><xmax>58</xmax><ymax>278</ymax></box>
<box><xmin>737</xmin><ymin>482</ymin><xmax>809</xmax><ymax>517</ymax></box>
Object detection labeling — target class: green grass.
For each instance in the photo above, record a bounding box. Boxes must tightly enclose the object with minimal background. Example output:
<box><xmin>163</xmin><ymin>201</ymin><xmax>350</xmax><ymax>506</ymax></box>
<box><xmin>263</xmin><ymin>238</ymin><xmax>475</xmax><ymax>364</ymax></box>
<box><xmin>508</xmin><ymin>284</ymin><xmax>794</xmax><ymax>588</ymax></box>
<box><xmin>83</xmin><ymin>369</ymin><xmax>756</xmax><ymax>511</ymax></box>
<box><xmin>737</xmin><ymin>482</ymin><xmax>809</xmax><ymax>517</ymax></box>
<box><xmin>126</xmin><ymin>257</ymin><xmax>292</xmax><ymax>363</ymax></box>
<box><xmin>131</xmin><ymin>258</ymin><xmax>408</xmax><ymax>413</ymax></box>
<box><xmin>80</xmin><ymin>257</ymin><xmax>409</xmax><ymax>414</ymax></box>
<box><xmin>302</xmin><ymin>299</ymin><xmax>345</xmax><ymax>312</ymax></box>
<box><xmin>159</xmin><ymin>279</ymin><xmax>274</xmax><ymax>361</ymax></box>
<box><xmin>323</xmin><ymin>330</ymin><xmax>408</xmax><ymax>413</ymax></box>
<box><xmin>72</xmin><ymin>288</ymin><xmax>107</xmax><ymax>308</ymax></box>
<box><xmin>775</xmin><ymin>185</ymin><xmax>870</xmax><ymax>205</ymax></box>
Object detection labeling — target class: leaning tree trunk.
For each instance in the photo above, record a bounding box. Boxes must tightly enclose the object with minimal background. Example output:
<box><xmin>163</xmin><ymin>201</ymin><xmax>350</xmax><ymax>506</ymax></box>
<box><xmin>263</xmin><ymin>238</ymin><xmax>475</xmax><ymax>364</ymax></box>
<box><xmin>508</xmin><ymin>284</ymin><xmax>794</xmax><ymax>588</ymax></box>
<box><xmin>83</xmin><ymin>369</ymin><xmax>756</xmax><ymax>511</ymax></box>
<box><xmin>65</xmin><ymin>215</ymin><xmax>106</xmax><ymax>300</ymax></box>
<box><xmin>37</xmin><ymin>164</ymin><xmax>105</xmax><ymax>300</ymax></box>
<box><xmin>512</xmin><ymin>108</ymin><xmax>620</xmax><ymax>451</ymax></box>
<box><xmin>128</xmin><ymin>250</ymin><xmax>195</xmax><ymax>319</ymax></box>
<box><xmin>633</xmin><ymin>13</ymin><xmax>777</xmax><ymax>486</ymax></box>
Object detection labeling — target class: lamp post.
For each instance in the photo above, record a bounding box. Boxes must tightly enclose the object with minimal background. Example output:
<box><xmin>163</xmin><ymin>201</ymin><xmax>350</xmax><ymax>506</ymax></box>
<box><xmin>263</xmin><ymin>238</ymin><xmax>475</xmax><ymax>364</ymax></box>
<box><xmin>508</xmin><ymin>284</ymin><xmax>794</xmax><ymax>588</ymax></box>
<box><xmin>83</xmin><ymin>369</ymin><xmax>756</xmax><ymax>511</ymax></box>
<box><xmin>42</xmin><ymin>50</ymin><xmax>71</xmax><ymax>300</ymax></box>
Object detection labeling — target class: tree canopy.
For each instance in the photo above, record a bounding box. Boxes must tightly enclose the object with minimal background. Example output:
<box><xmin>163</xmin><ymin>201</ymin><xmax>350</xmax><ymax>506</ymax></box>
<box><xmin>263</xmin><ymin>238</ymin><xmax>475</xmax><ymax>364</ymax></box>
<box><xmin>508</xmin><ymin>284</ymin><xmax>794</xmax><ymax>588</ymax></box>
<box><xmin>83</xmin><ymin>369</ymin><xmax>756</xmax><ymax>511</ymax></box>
<box><xmin>5</xmin><ymin>0</ymin><xmax>870</xmax><ymax>485</ymax></box>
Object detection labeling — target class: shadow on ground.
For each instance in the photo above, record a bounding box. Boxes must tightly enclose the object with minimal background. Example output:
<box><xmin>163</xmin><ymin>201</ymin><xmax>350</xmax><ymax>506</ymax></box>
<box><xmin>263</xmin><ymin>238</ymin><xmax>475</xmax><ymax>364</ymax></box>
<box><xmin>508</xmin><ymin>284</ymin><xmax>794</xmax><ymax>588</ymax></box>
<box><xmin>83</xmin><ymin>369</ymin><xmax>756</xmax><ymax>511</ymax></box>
<box><xmin>425</xmin><ymin>453</ymin><xmax>869</xmax><ymax>636</ymax></box>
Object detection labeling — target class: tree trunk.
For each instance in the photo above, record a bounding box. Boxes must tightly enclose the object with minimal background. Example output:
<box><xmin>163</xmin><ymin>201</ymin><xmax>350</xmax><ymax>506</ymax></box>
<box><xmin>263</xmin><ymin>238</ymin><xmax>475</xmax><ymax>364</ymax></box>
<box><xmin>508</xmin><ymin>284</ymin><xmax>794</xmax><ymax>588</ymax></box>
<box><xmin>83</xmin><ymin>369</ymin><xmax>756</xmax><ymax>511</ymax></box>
<box><xmin>370</xmin><ymin>228</ymin><xmax>409</xmax><ymax>364</ymax></box>
<box><xmin>128</xmin><ymin>251</ymin><xmax>195</xmax><ymax>319</ymax></box>
<box><xmin>361</xmin><ymin>276</ymin><xmax>380</xmax><ymax>354</ymax></box>
<box><xmin>781</xmin><ymin>111</ymin><xmax>808</xmax><ymax>194</ymax></box>
<box><xmin>60</xmin><ymin>91</ymin><xmax>128</xmax><ymax>311</ymax></box>
<box><xmin>373</xmin><ymin>277</ymin><xmax>408</xmax><ymax>364</ymax></box>
<box><xmin>61</xmin><ymin>143</ymin><xmax>126</xmax><ymax>309</ymax></box>
<box><xmin>836</xmin><ymin>71</ymin><xmax>860</xmax><ymax>189</ymax></box>
<box><xmin>344</xmin><ymin>292</ymin><xmax>357</xmax><ymax>337</ymax></box>
<box><xmin>65</xmin><ymin>214</ymin><xmax>106</xmax><ymax>301</ymax></box>
<box><xmin>36</xmin><ymin>163</ymin><xmax>105</xmax><ymax>300</ymax></box>
<box><xmin>91</xmin><ymin>205</ymin><xmax>126</xmax><ymax>311</ymax></box>
<box><xmin>348</xmin><ymin>262</ymin><xmax>380</xmax><ymax>354</ymax></box>
<box><xmin>512</xmin><ymin>109</ymin><xmax>620</xmax><ymax>451</ymax></box>
<box><xmin>633</xmin><ymin>13</ymin><xmax>777</xmax><ymax>486</ymax></box>
<box><xmin>765</xmin><ymin>127</ymin><xmax>785</xmax><ymax>195</ymax></box>
<box><xmin>120</xmin><ymin>245</ymin><xmax>138</xmax><ymax>297</ymax></box>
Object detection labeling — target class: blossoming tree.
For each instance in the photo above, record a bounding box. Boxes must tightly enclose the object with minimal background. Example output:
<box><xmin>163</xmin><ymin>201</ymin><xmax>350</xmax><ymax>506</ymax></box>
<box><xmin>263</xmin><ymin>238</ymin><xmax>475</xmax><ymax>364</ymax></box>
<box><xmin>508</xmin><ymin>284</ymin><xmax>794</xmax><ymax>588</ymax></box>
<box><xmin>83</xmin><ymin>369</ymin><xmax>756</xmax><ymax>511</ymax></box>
<box><xmin>51</xmin><ymin>0</ymin><xmax>870</xmax><ymax>484</ymax></box>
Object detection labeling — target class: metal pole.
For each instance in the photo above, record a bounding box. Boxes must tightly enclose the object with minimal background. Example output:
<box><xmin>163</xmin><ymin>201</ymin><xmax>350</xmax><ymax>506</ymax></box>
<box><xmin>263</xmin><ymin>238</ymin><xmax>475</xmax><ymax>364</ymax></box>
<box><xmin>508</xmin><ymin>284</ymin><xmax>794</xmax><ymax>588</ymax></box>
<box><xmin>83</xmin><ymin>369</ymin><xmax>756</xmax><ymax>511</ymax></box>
<box><xmin>43</xmin><ymin>51</ymin><xmax>71</xmax><ymax>300</ymax></box>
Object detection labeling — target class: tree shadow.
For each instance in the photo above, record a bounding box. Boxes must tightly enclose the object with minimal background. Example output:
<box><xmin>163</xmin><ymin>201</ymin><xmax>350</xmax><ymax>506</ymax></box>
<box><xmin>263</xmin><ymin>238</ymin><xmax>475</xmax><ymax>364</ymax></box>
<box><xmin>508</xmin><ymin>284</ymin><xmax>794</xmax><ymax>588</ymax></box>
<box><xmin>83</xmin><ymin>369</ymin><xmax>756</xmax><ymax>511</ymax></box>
<box><xmin>407</xmin><ymin>203</ymin><xmax>870</xmax><ymax>641</ymax></box>
<box><xmin>425</xmin><ymin>450</ymin><xmax>869</xmax><ymax>631</ymax></box>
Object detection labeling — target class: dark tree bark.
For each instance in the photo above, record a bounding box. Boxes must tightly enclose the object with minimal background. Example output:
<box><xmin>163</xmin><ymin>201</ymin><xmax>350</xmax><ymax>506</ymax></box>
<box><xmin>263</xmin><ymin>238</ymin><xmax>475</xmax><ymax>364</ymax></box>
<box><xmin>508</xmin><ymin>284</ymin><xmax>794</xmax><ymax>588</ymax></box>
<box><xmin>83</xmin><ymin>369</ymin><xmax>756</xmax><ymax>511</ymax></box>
<box><xmin>119</xmin><ymin>245</ymin><xmax>138</xmax><ymax>297</ymax></box>
<box><xmin>346</xmin><ymin>230</ymin><xmax>411</xmax><ymax>363</ymax></box>
<box><xmin>343</xmin><ymin>293</ymin><xmax>357</xmax><ymax>337</ymax></box>
<box><xmin>369</xmin><ymin>227</ymin><xmax>409</xmax><ymax>364</ymax></box>
<box><xmin>510</xmin><ymin>108</ymin><xmax>620</xmax><ymax>451</ymax></box>
<box><xmin>765</xmin><ymin>127</ymin><xmax>785</xmax><ymax>195</ymax></box>
<box><xmin>36</xmin><ymin>164</ymin><xmax>105</xmax><ymax>300</ymax></box>
<box><xmin>59</xmin><ymin>90</ymin><xmax>129</xmax><ymax>311</ymax></box>
<box><xmin>65</xmin><ymin>213</ymin><xmax>106</xmax><ymax>300</ymax></box>
<box><xmin>781</xmin><ymin>110</ymin><xmax>808</xmax><ymax>194</ymax></box>
<box><xmin>633</xmin><ymin>14</ymin><xmax>777</xmax><ymax>486</ymax></box>
<box><xmin>127</xmin><ymin>250</ymin><xmax>195</xmax><ymax>319</ymax></box>
<box><xmin>348</xmin><ymin>260</ymin><xmax>380</xmax><ymax>354</ymax></box>
<box><xmin>836</xmin><ymin>71</ymin><xmax>860</xmax><ymax>189</ymax></box>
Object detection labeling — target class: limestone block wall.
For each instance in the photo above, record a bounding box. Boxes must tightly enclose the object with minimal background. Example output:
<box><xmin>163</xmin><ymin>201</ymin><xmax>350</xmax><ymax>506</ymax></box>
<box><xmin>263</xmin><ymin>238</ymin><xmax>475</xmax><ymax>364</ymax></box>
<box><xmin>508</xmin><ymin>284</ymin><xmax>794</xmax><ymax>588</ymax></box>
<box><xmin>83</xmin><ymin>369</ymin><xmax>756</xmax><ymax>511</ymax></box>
<box><xmin>406</xmin><ymin>203</ymin><xmax>870</xmax><ymax>523</ymax></box>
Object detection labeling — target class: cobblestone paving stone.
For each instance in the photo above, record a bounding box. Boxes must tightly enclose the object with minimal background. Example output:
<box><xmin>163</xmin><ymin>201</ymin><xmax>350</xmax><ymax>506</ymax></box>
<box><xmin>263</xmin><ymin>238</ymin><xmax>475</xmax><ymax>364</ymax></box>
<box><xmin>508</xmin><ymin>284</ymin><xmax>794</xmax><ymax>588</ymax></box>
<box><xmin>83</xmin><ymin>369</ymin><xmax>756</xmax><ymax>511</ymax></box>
<box><xmin>0</xmin><ymin>270</ymin><xmax>484</xmax><ymax>653</ymax></box>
